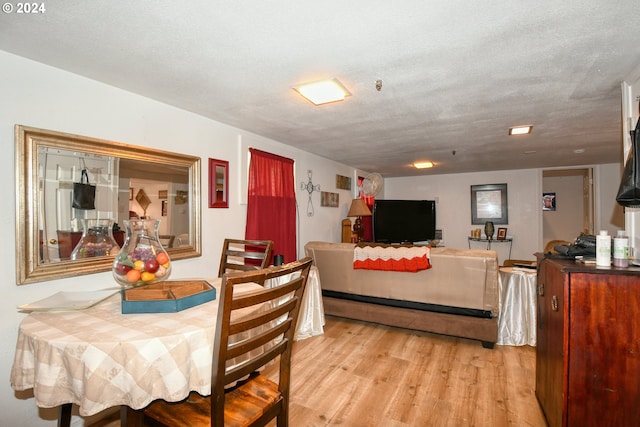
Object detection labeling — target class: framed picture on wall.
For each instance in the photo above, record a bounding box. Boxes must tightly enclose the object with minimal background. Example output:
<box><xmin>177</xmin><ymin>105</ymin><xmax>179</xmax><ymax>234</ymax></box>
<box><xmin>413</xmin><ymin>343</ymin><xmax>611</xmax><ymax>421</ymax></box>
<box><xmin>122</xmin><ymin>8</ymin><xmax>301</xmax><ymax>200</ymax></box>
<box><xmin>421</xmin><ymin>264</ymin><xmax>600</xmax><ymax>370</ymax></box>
<box><xmin>336</xmin><ymin>174</ymin><xmax>351</xmax><ymax>190</ymax></box>
<box><xmin>320</xmin><ymin>191</ymin><xmax>339</xmax><ymax>207</ymax></box>
<box><xmin>543</xmin><ymin>192</ymin><xmax>556</xmax><ymax>211</ymax></box>
<box><xmin>208</xmin><ymin>158</ymin><xmax>229</xmax><ymax>208</ymax></box>
<box><xmin>471</xmin><ymin>183</ymin><xmax>508</xmax><ymax>224</ymax></box>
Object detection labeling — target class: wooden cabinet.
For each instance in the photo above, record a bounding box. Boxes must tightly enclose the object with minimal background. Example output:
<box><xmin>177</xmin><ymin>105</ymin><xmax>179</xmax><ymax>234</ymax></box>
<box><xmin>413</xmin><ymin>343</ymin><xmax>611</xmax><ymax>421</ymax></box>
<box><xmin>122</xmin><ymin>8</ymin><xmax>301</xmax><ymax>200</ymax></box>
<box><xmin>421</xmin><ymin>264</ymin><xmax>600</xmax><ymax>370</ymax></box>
<box><xmin>341</xmin><ymin>219</ymin><xmax>355</xmax><ymax>243</ymax></box>
<box><xmin>536</xmin><ymin>258</ymin><xmax>640</xmax><ymax>427</ymax></box>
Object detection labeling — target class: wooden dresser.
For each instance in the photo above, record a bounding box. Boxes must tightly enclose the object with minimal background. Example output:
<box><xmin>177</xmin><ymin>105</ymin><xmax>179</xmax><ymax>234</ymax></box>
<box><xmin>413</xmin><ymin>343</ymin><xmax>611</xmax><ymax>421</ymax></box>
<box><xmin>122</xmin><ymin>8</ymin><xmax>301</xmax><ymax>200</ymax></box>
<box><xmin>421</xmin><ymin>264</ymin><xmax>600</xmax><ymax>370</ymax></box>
<box><xmin>536</xmin><ymin>257</ymin><xmax>640</xmax><ymax>427</ymax></box>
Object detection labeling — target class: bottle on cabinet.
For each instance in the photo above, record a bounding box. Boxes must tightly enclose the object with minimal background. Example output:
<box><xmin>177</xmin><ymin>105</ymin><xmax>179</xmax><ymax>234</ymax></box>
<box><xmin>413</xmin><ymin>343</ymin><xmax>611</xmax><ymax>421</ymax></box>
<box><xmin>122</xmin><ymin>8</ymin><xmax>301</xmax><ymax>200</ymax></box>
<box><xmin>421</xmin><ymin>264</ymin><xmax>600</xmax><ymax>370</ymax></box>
<box><xmin>613</xmin><ymin>230</ymin><xmax>629</xmax><ymax>268</ymax></box>
<box><xmin>595</xmin><ymin>230</ymin><xmax>611</xmax><ymax>267</ymax></box>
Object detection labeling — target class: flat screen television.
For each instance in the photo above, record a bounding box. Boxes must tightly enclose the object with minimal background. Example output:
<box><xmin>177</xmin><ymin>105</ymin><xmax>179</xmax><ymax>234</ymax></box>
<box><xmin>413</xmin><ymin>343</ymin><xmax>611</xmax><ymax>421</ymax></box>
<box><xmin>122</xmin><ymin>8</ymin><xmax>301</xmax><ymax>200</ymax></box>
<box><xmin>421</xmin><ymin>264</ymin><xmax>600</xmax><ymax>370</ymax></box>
<box><xmin>372</xmin><ymin>199</ymin><xmax>436</xmax><ymax>244</ymax></box>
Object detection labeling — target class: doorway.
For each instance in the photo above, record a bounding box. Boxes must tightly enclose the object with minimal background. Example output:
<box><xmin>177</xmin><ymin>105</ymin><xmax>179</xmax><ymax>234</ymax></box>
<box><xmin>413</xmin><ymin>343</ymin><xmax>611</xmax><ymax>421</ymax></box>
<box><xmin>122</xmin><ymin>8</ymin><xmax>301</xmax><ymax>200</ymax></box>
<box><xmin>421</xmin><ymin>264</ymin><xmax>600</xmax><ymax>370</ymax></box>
<box><xmin>39</xmin><ymin>147</ymin><xmax>118</xmax><ymax>262</ymax></box>
<box><xmin>542</xmin><ymin>168</ymin><xmax>594</xmax><ymax>248</ymax></box>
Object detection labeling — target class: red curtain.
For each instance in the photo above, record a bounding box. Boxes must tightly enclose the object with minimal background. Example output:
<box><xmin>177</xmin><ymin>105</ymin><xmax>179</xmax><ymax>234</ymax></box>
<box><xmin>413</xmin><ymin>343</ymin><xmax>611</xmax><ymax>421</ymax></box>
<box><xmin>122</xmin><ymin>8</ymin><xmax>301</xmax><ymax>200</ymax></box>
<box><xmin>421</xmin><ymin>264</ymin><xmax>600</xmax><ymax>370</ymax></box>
<box><xmin>357</xmin><ymin>175</ymin><xmax>374</xmax><ymax>242</ymax></box>
<box><xmin>362</xmin><ymin>195</ymin><xmax>374</xmax><ymax>241</ymax></box>
<box><xmin>246</xmin><ymin>148</ymin><xmax>297</xmax><ymax>264</ymax></box>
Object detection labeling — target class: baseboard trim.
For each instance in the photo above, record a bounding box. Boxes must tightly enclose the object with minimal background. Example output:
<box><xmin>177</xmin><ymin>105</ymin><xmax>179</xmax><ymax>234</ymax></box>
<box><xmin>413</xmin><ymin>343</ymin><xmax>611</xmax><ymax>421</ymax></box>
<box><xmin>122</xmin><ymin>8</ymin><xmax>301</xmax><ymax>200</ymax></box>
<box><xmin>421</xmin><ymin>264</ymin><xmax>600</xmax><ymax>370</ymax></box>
<box><xmin>323</xmin><ymin>295</ymin><xmax>498</xmax><ymax>347</ymax></box>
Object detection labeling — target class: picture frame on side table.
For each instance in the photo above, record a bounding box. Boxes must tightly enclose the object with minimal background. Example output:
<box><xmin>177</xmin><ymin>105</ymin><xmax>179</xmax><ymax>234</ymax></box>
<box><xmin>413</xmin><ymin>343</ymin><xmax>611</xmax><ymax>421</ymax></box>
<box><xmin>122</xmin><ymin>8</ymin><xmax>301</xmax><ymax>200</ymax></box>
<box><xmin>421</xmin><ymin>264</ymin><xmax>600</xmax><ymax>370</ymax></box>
<box><xmin>497</xmin><ymin>227</ymin><xmax>507</xmax><ymax>240</ymax></box>
<box><xmin>471</xmin><ymin>183</ymin><xmax>508</xmax><ymax>225</ymax></box>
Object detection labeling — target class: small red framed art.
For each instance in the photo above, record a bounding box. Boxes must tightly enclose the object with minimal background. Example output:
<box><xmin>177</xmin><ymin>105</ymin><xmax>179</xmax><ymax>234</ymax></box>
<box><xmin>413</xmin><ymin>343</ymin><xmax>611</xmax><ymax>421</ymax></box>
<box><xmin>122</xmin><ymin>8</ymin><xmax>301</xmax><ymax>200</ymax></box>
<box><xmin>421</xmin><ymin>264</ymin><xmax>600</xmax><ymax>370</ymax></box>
<box><xmin>208</xmin><ymin>158</ymin><xmax>229</xmax><ymax>208</ymax></box>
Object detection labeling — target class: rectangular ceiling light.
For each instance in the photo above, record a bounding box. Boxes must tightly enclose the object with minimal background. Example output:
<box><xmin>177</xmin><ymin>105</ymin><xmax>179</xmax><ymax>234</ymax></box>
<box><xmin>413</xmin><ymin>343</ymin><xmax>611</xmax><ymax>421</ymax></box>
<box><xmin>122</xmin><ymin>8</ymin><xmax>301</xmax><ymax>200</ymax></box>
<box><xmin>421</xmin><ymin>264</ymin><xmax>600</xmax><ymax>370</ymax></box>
<box><xmin>293</xmin><ymin>78</ymin><xmax>351</xmax><ymax>105</ymax></box>
<box><xmin>413</xmin><ymin>161</ymin><xmax>434</xmax><ymax>169</ymax></box>
<box><xmin>509</xmin><ymin>125</ymin><xmax>533</xmax><ymax>135</ymax></box>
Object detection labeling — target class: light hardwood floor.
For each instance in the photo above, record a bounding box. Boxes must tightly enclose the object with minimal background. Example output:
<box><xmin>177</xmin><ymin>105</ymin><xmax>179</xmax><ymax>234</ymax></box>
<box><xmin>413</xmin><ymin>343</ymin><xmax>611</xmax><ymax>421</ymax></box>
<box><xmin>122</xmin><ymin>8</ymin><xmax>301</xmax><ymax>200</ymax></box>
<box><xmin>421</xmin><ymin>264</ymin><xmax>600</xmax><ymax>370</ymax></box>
<box><xmin>93</xmin><ymin>316</ymin><xmax>547</xmax><ymax>427</ymax></box>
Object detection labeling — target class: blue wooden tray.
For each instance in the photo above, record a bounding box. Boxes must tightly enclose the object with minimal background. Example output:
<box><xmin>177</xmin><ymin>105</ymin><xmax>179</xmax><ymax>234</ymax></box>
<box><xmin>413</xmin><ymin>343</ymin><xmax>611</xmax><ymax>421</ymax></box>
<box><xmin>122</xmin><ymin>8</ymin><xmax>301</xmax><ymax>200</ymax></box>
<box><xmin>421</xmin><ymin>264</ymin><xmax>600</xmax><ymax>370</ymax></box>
<box><xmin>121</xmin><ymin>280</ymin><xmax>216</xmax><ymax>313</ymax></box>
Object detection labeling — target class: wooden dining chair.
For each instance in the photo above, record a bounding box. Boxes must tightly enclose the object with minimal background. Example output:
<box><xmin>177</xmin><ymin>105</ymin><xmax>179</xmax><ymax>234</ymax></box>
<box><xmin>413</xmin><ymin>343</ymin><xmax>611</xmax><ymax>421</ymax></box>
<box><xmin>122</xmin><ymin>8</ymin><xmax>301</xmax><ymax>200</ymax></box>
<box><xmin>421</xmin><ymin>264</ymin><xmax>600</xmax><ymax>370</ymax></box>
<box><xmin>544</xmin><ymin>239</ymin><xmax>572</xmax><ymax>254</ymax></box>
<box><xmin>143</xmin><ymin>257</ymin><xmax>313</xmax><ymax>427</ymax></box>
<box><xmin>502</xmin><ymin>259</ymin><xmax>536</xmax><ymax>267</ymax></box>
<box><xmin>218</xmin><ymin>238</ymin><xmax>274</xmax><ymax>277</ymax></box>
<box><xmin>158</xmin><ymin>234</ymin><xmax>175</xmax><ymax>249</ymax></box>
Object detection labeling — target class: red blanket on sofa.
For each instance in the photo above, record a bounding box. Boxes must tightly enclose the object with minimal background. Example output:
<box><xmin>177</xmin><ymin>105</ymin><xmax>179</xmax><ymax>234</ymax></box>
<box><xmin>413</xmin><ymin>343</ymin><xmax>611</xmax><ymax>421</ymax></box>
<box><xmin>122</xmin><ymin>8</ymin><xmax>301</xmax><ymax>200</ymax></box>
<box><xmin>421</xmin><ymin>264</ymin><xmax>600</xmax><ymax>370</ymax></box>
<box><xmin>353</xmin><ymin>244</ymin><xmax>431</xmax><ymax>272</ymax></box>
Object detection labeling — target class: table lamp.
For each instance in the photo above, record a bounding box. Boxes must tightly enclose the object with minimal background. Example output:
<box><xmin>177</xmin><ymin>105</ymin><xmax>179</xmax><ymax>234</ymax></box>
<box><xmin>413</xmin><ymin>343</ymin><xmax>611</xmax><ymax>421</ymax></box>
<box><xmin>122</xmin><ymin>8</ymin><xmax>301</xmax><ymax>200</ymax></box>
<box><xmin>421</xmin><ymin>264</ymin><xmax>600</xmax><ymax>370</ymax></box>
<box><xmin>347</xmin><ymin>198</ymin><xmax>372</xmax><ymax>242</ymax></box>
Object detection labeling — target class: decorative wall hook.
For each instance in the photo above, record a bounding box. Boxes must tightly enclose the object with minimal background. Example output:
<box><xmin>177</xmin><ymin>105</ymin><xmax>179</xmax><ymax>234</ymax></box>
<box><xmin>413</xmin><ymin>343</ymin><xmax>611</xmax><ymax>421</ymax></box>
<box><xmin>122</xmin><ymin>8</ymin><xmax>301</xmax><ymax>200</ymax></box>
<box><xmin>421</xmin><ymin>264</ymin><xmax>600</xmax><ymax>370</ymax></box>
<box><xmin>300</xmin><ymin>169</ymin><xmax>320</xmax><ymax>217</ymax></box>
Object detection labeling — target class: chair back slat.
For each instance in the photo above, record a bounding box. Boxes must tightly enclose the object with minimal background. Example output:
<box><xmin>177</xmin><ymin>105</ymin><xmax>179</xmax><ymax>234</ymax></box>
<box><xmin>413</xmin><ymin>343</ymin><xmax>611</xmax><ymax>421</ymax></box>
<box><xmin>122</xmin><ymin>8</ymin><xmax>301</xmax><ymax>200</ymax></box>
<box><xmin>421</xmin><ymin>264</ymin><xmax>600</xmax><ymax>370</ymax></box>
<box><xmin>226</xmin><ymin>249</ymin><xmax>270</xmax><ymax>260</ymax></box>
<box><xmin>227</xmin><ymin>317</ymin><xmax>292</xmax><ymax>360</ymax></box>
<box><xmin>230</xmin><ymin>297</ymin><xmax>297</xmax><ymax>335</ymax></box>
<box><xmin>231</xmin><ymin>277</ymin><xmax>302</xmax><ymax>310</ymax></box>
<box><xmin>218</xmin><ymin>239</ymin><xmax>274</xmax><ymax>277</ymax></box>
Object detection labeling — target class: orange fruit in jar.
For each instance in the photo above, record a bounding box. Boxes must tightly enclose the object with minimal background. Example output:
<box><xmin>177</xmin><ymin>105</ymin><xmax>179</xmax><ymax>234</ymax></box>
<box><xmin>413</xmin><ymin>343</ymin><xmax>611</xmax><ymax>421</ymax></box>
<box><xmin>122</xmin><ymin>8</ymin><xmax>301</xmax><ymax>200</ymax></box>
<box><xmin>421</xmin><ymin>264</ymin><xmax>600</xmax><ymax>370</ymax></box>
<box><xmin>126</xmin><ymin>269</ymin><xmax>141</xmax><ymax>283</ymax></box>
<box><xmin>134</xmin><ymin>260</ymin><xmax>145</xmax><ymax>271</ymax></box>
<box><xmin>140</xmin><ymin>271</ymin><xmax>156</xmax><ymax>282</ymax></box>
<box><xmin>156</xmin><ymin>252</ymin><xmax>169</xmax><ymax>265</ymax></box>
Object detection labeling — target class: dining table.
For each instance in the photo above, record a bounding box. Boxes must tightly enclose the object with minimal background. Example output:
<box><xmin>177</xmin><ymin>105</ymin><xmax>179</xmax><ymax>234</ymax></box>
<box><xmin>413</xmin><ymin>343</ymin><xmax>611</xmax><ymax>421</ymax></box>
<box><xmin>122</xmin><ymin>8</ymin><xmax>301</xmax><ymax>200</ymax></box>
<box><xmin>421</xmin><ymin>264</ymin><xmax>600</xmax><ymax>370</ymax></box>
<box><xmin>10</xmin><ymin>267</ymin><xmax>325</xmax><ymax>426</ymax></box>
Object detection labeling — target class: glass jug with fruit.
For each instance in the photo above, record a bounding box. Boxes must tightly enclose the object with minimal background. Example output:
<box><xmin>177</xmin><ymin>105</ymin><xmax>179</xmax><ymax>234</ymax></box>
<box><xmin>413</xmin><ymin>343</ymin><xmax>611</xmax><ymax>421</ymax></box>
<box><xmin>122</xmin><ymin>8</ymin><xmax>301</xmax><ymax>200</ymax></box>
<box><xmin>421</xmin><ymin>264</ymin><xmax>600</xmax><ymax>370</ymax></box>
<box><xmin>112</xmin><ymin>219</ymin><xmax>171</xmax><ymax>287</ymax></box>
<box><xmin>71</xmin><ymin>219</ymin><xmax>120</xmax><ymax>260</ymax></box>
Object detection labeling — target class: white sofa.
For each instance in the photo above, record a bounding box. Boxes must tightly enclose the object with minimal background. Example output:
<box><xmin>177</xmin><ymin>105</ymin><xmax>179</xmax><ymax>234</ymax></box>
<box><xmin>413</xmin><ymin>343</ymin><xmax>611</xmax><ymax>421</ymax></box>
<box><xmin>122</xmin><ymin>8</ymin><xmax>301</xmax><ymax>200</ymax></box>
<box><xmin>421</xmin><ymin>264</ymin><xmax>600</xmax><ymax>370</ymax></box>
<box><xmin>304</xmin><ymin>241</ymin><xmax>500</xmax><ymax>348</ymax></box>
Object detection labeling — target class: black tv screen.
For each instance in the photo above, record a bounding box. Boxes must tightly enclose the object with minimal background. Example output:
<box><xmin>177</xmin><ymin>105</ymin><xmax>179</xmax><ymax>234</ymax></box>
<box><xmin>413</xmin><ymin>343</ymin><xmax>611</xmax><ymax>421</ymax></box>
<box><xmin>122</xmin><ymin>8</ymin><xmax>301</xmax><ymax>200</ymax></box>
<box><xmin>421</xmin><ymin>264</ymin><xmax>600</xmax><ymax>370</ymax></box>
<box><xmin>372</xmin><ymin>199</ymin><xmax>436</xmax><ymax>244</ymax></box>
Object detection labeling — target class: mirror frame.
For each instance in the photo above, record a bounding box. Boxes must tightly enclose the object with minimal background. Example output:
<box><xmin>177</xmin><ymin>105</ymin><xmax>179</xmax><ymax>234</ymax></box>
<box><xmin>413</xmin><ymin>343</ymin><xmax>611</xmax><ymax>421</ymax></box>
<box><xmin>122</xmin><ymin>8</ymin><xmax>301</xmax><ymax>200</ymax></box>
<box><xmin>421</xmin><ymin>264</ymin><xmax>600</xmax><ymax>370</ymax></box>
<box><xmin>208</xmin><ymin>158</ymin><xmax>229</xmax><ymax>208</ymax></box>
<box><xmin>15</xmin><ymin>125</ymin><xmax>202</xmax><ymax>285</ymax></box>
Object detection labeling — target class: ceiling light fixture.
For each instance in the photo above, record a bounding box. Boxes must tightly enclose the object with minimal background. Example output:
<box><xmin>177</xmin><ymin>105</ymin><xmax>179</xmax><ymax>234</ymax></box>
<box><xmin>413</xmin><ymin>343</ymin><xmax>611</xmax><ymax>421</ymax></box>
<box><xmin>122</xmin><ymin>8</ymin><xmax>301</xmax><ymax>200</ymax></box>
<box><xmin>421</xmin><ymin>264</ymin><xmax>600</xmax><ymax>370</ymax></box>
<box><xmin>293</xmin><ymin>78</ymin><xmax>351</xmax><ymax>105</ymax></box>
<box><xmin>509</xmin><ymin>125</ymin><xmax>533</xmax><ymax>135</ymax></box>
<box><xmin>413</xmin><ymin>161</ymin><xmax>434</xmax><ymax>169</ymax></box>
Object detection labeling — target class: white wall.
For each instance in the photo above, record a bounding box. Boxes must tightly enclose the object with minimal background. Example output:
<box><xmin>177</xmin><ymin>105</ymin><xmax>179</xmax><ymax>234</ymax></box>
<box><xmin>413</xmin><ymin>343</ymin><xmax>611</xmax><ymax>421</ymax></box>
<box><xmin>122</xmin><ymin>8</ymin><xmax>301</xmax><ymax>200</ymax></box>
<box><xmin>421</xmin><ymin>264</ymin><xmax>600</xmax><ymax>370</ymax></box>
<box><xmin>384</xmin><ymin>164</ymin><xmax>623</xmax><ymax>263</ymax></box>
<box><xmin>543</xmin><ymin>175</ymin><xmax>585</xmax><ymax>243</ymax></box>
<box><xmin>0</xmin><ymin>51</ymin><xmax>355</xmax><ymax>426</ymax></box>
<box><xmin>598</xmin><ymin>163</ymin><xmax>625</xmax><ymax>234</ymax></box>
<box><xmin>385</xmin><ymin>169</ymin><xmax>542</xmax><ymax>263</ymax></box>
<box><xmin>540</xmin><ymin>166</ymin><xmax>625</xmax><ymax>246</ymax></box>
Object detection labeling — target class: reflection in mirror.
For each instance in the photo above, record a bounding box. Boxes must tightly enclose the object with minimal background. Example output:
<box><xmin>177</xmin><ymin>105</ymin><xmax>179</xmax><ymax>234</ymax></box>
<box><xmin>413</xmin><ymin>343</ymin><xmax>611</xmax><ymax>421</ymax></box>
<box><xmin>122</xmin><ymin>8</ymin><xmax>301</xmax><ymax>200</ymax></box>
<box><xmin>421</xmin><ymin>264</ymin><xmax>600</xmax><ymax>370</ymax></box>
<box><xmin>208</xmin><ymin>158</ymin><xmax>229</xmax><ymax>208</ymax></box>
<box><xmin>16</xmin><ymin>125</ymin><xmax>201</xmax><ymax>285</ymax></box>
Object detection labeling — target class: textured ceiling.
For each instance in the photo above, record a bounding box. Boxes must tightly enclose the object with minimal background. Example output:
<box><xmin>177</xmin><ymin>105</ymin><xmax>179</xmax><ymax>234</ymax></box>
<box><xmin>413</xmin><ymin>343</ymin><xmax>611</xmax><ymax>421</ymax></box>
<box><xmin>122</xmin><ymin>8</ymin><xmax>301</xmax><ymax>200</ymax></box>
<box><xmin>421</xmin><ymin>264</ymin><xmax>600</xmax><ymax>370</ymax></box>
<box><xmin>2</xmin><ymin>1</ymin><xmax>639</xmax><ymax>177</ymax></box>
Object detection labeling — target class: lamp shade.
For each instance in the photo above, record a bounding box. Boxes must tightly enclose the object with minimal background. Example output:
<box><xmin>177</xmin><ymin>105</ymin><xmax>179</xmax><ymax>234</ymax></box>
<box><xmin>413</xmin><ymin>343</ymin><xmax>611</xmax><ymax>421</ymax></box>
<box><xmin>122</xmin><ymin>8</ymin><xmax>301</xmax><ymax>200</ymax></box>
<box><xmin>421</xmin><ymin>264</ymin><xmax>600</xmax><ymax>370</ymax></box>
<box><xmin>347</xmin><ymin>199</ymin><xmax>372</xmax><ymax>217</ymax></box>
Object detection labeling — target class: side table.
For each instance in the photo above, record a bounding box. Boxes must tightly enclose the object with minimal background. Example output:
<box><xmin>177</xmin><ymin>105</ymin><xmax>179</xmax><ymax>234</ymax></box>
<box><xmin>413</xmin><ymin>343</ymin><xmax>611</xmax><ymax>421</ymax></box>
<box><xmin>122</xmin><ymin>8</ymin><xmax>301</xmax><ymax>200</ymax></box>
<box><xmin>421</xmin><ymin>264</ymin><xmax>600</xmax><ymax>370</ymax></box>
<box><xmin>497</xmin><ymin>267</ymin><xmax>537</xmax><ymax>346</ymax></box>
<box><xmin>468</xmin><ymin>237</ymin><xmax>513</xmax><ymax>259</ymax></box>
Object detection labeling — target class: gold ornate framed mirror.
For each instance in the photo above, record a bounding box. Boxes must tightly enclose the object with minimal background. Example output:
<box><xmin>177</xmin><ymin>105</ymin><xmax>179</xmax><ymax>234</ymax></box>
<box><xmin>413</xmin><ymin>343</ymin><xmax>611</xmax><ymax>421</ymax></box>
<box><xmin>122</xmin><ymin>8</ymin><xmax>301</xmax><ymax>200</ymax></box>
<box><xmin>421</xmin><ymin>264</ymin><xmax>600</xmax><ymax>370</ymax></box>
<box><xmin>15</xmin><ymin>125</ymin><xmax>201</xmax><ymax>285</ymax></box>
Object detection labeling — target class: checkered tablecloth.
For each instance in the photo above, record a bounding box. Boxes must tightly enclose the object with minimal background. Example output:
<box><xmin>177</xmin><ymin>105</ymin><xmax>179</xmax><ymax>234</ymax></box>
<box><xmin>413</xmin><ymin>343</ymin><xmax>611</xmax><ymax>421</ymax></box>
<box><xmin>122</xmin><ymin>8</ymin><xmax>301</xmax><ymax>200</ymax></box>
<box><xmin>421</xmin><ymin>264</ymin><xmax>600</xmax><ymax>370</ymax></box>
<box><xmin>10</xmin><ymin>280</ymin><xmax>263</xmax><ymax>416</ymax></box>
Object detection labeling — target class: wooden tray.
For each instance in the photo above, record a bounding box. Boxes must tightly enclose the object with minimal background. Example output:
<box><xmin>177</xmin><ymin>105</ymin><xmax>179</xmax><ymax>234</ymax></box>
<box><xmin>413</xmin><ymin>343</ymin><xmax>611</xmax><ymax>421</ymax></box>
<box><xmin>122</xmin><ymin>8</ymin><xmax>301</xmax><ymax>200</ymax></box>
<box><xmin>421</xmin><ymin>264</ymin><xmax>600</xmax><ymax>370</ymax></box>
<box><xmin>121</xmin><ymin>280</ymin><xmax>216</xmax><ymax>313</ymax></box>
